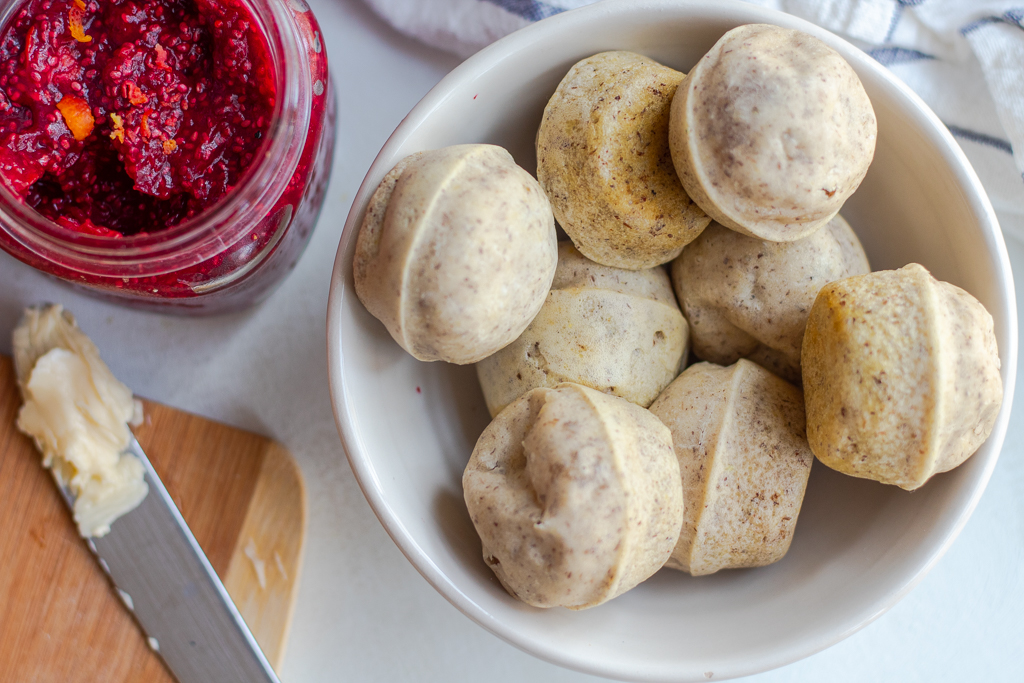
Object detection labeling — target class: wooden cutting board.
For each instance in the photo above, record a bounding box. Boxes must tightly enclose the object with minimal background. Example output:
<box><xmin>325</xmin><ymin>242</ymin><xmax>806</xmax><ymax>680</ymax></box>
<box><xmin>0</xmin><ymin>355</ymin><xmax>306</xmax><ymax>681</ymax></box>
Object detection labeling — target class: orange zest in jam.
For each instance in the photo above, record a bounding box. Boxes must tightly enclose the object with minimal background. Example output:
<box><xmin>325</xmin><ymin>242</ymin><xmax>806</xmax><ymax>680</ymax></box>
<box><xmin>163</xmin><ymin>139</ymin><xmax>177</xmax><ymax>154</ymax></box>
<box><xmin>154</xmin><ymin>44</ymin><xmax>170</xmax><ymax>70</ymax></box>
<box><xmin>109</xmin><ymin>112</ymin><xmax>125</xmax><ymax>143</ymax></box>
<box><xmin>69</xmin><ymin>7</ymin><xmax>92</xmax><ymax>43</ymax></box>
<box><xmin>141</xmin><ymin>109</ymin><xmax>151</xmax><ymax>137</ymax></box>
<box><xmin>56</xmin><ymin>95</ymin><xmax>95</xmax><ymax>141</ymax></box>
<box><xmin>127</xmin><ymin>82</ymin><xmax>148</xmax><ymax>106</ymax></box>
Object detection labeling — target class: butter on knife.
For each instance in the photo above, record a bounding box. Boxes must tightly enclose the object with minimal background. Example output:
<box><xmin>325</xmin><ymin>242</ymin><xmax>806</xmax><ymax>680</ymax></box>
<box><xmin>13</xmin><ymin>304</ymin><xmax>148</xmax><ymax>538</ymax></box>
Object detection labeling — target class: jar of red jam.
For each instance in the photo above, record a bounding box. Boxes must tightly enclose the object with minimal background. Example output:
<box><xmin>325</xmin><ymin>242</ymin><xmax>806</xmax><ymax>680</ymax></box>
<box><xmin>0</xmin><ymin>0</ymin><xmax>334</xmax><ymax>314</ymax></box>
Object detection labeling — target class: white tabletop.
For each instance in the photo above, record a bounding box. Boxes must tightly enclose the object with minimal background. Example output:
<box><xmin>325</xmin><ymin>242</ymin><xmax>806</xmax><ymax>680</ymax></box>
<box><xmin>2</xmin><ymin>1</ymin><xmax>1021</xmax><ymax>681</ymax></box>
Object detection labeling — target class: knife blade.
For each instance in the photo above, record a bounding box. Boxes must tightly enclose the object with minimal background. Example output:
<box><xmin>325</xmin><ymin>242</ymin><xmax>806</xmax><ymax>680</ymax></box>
<box><xmin>66</xmin><ymin>436</ymin><xmax>282</xmax><ymax>683</ymax></box>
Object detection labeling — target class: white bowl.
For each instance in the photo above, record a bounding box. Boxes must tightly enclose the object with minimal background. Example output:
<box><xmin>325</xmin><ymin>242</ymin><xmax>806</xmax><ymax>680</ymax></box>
<box><xmin>326</xmin><ymin>1</ymin><xmax>1018</xmax><ymax>680</ymax></box>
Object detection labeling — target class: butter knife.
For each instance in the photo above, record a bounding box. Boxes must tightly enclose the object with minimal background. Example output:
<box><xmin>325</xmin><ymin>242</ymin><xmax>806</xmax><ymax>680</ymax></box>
<box><xmin>70</xmin><ymin>436</ymin><xmax>282</xmax><ymax>683</ymax></box>
<box><xmin>13</xmin><ymin>303</ymin><xmax>278</xmax><ymax>682</ymax></box>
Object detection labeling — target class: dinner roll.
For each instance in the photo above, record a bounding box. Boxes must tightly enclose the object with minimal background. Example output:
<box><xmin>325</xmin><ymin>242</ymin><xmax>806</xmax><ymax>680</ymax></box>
<box><xmin>669</xmin><ymin>24</ymin><xmax>876</xmax><ymax>241</ymax></box>
<box><xmin>353</xmin><ymin>144</ymin><xmax>557</xmax><ymax>364</ymax></box>
<box><xmin>477</xmin><ymin>242</ymin><xmax>688</xmax><ymax>417</ymax></box>
<box><xmin>671</xmin><ymin>215</ymin><xmax>869</xmax><ymax>383</ymax></box>
<box><xmin>463</xmin><ymin>383</ymin><xmax>683</xmax><ymax>609</ymax></box>
<box><xmin>537</xmin><ymin>51</ymin><xmax>710</xmax><ymax>270</ymax></box>
<box><xmin>802</xmin><ymin>264</ymin><xmax>1003</xmax><ymax>490</ymax></box>
<box><xmin>649</xmin><ymin>360</ymin><xmax>813</xmax><ymax>576</ymax></box>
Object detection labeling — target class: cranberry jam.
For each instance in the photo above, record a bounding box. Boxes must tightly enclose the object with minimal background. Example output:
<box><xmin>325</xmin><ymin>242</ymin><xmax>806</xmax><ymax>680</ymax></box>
<box><xmin>0</xmin><ymin>0</ymin><xmax>334</xmax><ymax>313</ymax></box>
<box><xmin>0</xmin><ymin>0</ymin><xmax>275</xmax><ymax>235</ymax></box>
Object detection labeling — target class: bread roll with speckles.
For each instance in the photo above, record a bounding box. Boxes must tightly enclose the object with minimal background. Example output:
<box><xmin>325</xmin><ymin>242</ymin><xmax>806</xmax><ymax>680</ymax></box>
<box><xmin>649</xmin><ymin>360</ymin><xmax>813</xmax><ymax>576</ymax></box>
<box><xmin>536</xmin><ymin>51</ymin><xmax>711</xmax><ymax>270</ymax></box>
<box><xmin>671</xmin><ymin>215</ymin><xmax>869</xmax><ymax>384</ymax></box>
<box><xmin>352</xmin><ymin>144</ymin><xmax>557</xmax><ymax>364</ymax></box>
<box><xmin>476</xmin><ymin>242</ymin><xmax>689</xmax><ymax>417</ymax></box>
<box><xmin>463</xmin><ymin>383</ymin><xmax>683</xmax><ymax>609</ymax></box>
<box><xmin>669</xmin><ymin>24</ymin><xmax>876</xmax><ymax>242</ymax></box>
<box><xmin>802</xmin><ymin>264</ymin><xmax>1003</xmax><ymax>490</ymax></box>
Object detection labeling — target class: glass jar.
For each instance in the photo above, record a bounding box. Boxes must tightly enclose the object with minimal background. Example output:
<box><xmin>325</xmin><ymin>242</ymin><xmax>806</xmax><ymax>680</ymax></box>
<box><xmin>0</xmin><ymin>0</ymin><xmax>335</xmax><ymax>315</ymax></box>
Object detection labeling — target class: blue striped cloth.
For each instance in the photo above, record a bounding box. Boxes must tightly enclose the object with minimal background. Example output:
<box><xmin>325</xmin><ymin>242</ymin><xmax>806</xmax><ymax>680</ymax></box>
<box><xmin>363</xmin><ymin>0</ymin><xmax>1024</xmax><ymax>242</ymax></box>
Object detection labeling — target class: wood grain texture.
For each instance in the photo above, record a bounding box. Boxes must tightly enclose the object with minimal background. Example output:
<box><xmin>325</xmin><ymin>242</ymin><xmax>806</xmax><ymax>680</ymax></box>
<box><xmin>0</xmin><ymin>356</ymin><xmax>305</xmax><ymax>680</ymax></box>
<box><xmin>222</xmin><ymin>441</ymin><xmax>306</xmax><ymax>667</ymax></box>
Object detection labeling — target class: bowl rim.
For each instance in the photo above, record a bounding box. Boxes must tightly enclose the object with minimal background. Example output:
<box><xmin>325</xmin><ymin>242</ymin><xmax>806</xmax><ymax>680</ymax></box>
<box><xmin>326</xmin><ymin>0</ymin><xmax>1019</xmax><ymax>680</ymax></box>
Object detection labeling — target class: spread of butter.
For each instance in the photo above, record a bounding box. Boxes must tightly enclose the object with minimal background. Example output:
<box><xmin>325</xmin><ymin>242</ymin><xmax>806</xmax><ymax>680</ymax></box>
<box><xmin>13</xmin><ymin>304</ymin><xmax>148</xmax><ymax>538</ymax></box>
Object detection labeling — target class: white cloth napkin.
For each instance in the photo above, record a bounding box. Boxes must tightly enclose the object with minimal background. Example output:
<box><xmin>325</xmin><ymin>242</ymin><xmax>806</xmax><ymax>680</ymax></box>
<box><xmin>362</xmin><ymin>0</ymin><xmax>1024</xmax><ymax>243</ymax></box>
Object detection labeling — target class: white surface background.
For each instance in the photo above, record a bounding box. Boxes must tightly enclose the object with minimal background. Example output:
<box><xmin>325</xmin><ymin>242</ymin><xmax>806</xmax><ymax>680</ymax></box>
<box><xmin>1</xmin><ymin>0</ymin><xmax>1022</xmax><ymax>681</ymax></box>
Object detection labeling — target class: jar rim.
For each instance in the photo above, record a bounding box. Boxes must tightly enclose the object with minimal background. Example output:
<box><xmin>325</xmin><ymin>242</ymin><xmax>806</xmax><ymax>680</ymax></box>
<box><xmin>0</xmin><ymin>0</ymin><xmax>312</xmax><ymax>277</ymax></box>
